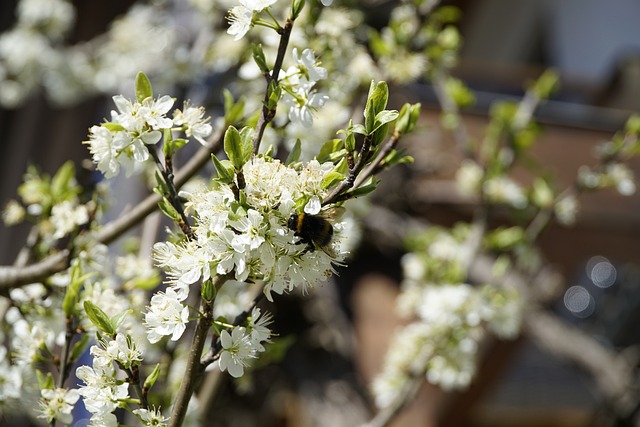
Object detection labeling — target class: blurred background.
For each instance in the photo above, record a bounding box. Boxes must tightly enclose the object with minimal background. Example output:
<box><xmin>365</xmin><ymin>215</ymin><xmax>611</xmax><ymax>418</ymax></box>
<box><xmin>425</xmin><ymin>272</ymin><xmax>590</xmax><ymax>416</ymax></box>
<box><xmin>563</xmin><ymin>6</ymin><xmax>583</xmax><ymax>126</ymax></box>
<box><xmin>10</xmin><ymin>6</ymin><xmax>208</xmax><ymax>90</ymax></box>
<box><xmin>1</xmin><ymin>0</ymin><xmax>640</xmax><ymax>426</ymax></box>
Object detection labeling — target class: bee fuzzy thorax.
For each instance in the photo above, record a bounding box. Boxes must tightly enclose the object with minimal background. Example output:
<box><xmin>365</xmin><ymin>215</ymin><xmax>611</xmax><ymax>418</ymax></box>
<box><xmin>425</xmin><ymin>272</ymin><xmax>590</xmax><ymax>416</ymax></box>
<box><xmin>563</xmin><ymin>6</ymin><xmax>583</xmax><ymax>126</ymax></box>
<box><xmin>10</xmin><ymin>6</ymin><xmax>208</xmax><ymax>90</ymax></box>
<box><xmin>287</xmin><ymin>210</ymin><xmax>338</xmax><ymax>257</ymax></box>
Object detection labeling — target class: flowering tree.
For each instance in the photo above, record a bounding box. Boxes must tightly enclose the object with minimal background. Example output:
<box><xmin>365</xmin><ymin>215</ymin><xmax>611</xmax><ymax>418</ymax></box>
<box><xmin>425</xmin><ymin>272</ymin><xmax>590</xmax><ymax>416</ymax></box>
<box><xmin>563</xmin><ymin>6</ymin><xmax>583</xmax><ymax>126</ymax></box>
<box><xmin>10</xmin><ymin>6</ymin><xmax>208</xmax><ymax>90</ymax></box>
<box><xmin>0</xmin><ymin>1</ymin><xmax>639</xmax><ymax>427</ymax></box>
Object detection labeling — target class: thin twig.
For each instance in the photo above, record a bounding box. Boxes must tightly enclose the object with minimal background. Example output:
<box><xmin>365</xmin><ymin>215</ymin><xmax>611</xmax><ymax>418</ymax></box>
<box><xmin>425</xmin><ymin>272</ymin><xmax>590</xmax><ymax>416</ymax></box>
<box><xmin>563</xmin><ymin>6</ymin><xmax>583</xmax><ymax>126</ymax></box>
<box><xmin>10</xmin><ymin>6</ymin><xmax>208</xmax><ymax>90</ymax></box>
<box><xmin>252</xmin><ymin>18</ymin><xmax>294</xmax><ymax>154</ymax></box>
<box><xmin>146</xmin><ymin>146</ymin><xmax>195</xmax><ymax>240</ymax></box>
<box><xmin>323</xmin><ymin>135</ymin><xmax>373</xmax><ymax>205</ymax></box>
<box><xmin>352</xmin><ymin>133</ymin><xmax>400</xmax><ymax>190</ymax></box>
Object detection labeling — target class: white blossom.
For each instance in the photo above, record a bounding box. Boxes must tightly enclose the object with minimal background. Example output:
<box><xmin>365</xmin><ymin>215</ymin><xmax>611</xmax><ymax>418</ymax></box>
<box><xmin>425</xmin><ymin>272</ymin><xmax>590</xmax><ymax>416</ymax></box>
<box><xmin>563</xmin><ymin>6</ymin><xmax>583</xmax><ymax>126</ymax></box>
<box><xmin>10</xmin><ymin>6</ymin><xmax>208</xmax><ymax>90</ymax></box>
<box><xmin>50</xmin><ymin>200</ymin><xmax>89</xmax><ymax>239</ymax></box>
<box><xmin>248</xmin><ymin>307</ymin><xmax>273</xmax><ymax>352</ymax></box>
<box><xmin>282</xmin><ymin>49</ymin><xmax>330</xmax><ymax>127</ymax></box>
<box><xmin>12</xmin><ymin>317</ymin><xmax>57</xmax><ymax>366</ymax></box>
<box><xmin>240</xmin><ymin>0</ymin><xmax>278</xmax><ymax>11</ymax></box>
<box><xmin>0</xmin><ymin>346</ymin><xmax>22</xmax><ymax>400</ymax></box>
<box><xmin>2</xmin><ymin>199</ymin><xmax>25</xmax><ymax>225</ymax></box>
<box><xmin>133</xmin><ymin>406</ymin><xmax>169</xmax><ymax>427</ymax></box>
<box><xmin>456</xmin><ymin>160</ymin><xmax>483</xmax><ymax>196</ymax></box>
<box><xmin>227</xmin><ymin>6</ymin><xmax>253</xmax><ymax>41</ymax></box>
<box><xmin>554</xmin><ymin>193</ymin><xmax>579</xmax><ymax>226</ymax></box>
<box><xmin>144</xmin><ymin>287</ymin><xmax>190</xmax><ymax>343</ymax></box>
<box><xmin>218</xmin><ymin>327</ymin><xmax>256</xmax><ymax>378</ymax></box>
<box><xmin>38</xmin><ymin>387</ymin><xmax>80</xmax><ymax>425</ymax></box>
<box><xmin>17</xmin><ymin>0</ymin><xmax>75</xmax><ymax>40</ymax></box>
<box><xmin>284</xmin><ymin>88</ymin><xmax>329</xmax><ymax>128</ymax></box>
<box><xmin>76</xmin><ymin>356</ymin><xmax>129</xmax><ymax>420</ymax></box>
<box><xmin>291</xmin><ymin>48</ymin><xmax>328</xmax><ymax>84</ymax></box>
<box><xmin>607</xmin><ymin>163</ymin><xmax>636</xmax><ymax>196</ymax></box>
<box><xmin>91</xmin><ymin>334</ymin><xmax>142</xmax><ymax>369</ymax></box>
<box><xmin>483</xmin><ymin>176</ymin><xmax>527</xmax><ymax>208</ymax></box>
<box><xmin>84</xmin><ymin>124</ymin><xmax>131</xmax><ymax>178</ymax></box>
<box><xmin>139</xmin><ymin>94</ymin><xmax>174</xmax><ymax>130</ymax></box>
<box><xmin>173</xmin><ymin>102</ymin><xmax>213</xmax><ymax>145</ymax></box>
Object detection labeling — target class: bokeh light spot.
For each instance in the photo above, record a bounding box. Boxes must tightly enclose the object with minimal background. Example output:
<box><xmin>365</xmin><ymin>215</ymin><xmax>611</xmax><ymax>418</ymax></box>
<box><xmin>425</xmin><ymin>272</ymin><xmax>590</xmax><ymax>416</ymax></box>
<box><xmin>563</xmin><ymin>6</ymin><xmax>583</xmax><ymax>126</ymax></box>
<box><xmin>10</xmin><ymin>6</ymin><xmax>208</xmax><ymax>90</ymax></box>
<box><xmin>564</xmin><ymin>285</ymin><xmax>595</xmax><ymax>318</ymax></box>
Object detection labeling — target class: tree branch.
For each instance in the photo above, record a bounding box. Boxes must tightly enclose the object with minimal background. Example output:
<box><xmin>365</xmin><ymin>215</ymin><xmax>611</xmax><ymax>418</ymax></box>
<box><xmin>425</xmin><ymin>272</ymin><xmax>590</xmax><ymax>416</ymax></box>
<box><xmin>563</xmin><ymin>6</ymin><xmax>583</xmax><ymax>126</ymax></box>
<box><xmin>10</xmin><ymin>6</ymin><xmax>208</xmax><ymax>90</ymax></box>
<box><xmin>168</xmin><ymin>276</ymin><xmax>227</xmax><ymax>427</ymax></box>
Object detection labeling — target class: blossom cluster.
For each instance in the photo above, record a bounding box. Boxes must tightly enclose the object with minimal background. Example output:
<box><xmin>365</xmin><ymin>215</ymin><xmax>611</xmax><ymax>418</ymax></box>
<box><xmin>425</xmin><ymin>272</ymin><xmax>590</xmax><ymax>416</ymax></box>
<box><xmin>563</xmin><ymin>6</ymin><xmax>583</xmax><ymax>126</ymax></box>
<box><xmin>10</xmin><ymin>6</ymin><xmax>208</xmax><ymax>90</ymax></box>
<box><xmin>146</xmin><ymin>155</ymin><xmax>347</xmax><ymax>347</ymax></box>
<box><xmin>372</xmin><ymin>228</ymin><xmax>523</xmax><ymax>408</ymax></box>
<box><xmin>76</xmin><ymin>332</ymin><xmax>154</xmax><ymax>427</ymax></box>
<box><xmin>84</xmin><ymin>95</ymin><xmax>212</xmax><ymax>178</ymax></box>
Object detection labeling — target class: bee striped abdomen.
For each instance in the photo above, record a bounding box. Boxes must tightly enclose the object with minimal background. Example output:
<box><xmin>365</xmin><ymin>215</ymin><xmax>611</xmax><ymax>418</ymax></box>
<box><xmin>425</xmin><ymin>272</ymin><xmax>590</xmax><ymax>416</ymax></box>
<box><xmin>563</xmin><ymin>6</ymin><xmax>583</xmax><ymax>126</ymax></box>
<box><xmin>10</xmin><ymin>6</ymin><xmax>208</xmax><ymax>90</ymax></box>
<box><xmin>301</xmin><ymin>214</ymin><xmax>333</xmax><ymax>246</ymax></box>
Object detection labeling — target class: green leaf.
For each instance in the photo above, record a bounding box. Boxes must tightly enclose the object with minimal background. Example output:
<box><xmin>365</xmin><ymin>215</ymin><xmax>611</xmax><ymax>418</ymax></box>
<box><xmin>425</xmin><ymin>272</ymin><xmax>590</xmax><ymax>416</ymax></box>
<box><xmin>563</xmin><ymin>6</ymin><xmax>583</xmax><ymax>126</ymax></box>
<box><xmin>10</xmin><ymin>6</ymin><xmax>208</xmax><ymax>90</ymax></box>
<box><xmin>381</xmin><ymin>149</ymin><xmax>414</xmax><ymax>169</ymax></box>
<box><xmin>63</xmin><ymin>271</ymin><xmax>93</xmax><ymax>317</ymax></box>
<box><xmin>531</xmin><ymin>177</ymin><xmax>554</xmax><ymax>208</ymax></box>
<box><xmin>484</xmin><ymin>227</ymin><xmax>525</xmax><ymax>251</ymax></box>
<box><xmin>252</xmin><ymin>43</ymin><xmax>269</xmax><ymax>74</ymax></box>
<box><xmin>445</xmin><ymin>78</ymin><xmax>475</xmax><ymax>108</ymax></box>
<box><xmin>225</xmin><ymin>126</ymin><xmax>252</xmax><ymax>170</ymax></box>
<box><xmin>135</xmin><ymin>72</ymin><xmax>153</xmax><ymax>103</ymax></box>
<box><xmin>344</xmin><ymin>130</ymin><xmax>356</xmax><ymax>153</ymax></box>
<box><xmin>625</xmin><ymin>114</ymin><xmax>640</xmax><ymax>134</ymax></box>
<box><xmin>83</xmin><ymin>301</ymin><xmax>116</xmax><ymax>336</ymax></box>
<box><xmin>201</xmin><ymin>279</ymin><xmax>216</xmax><ymax>302</ymax></box>
<box><xmin>223</xmin><ymin>89</ymin><xmax>245</xmax><ymax>125</ymax></box>
<box><xmin>396</xmin><ymin>103</ymin><xmax>421</xmax><ymax>135</ymax></box>
<box><xmin>224</xmin><ymin>126</ymin><xmax>244</xmax><ymax>170</ymax></box>
<box><xmin>239</xmin><ymin>126</ymin><xmax>254</xmax><ymax>165</ymax></box>
<box><xmin>266</xmin><ymin>80</ymin><xmax>281</xmax><ymax>110</ymax></box>
<box><xmin>317</xmin><ymin>139</ymin><xmax>344</xmax><ymax>163</ymax></box>
<box><xmin>144</xmin><ymin>364</ymin><xmax>161</xmax><ymax>391</ymax></box>
<box><xmin>126</xmin><ymin>273</ymin><xmax>161</xmax><ymax>291</ymax></box>
<box><xmin>364</xmin><ymin>81</ymin><xmax>389</xmax><ymax>133</ymax></box>
<box><xmin>157</xmin><ymin>197</ymin><xmax>180</xmax><ymax>221</ymax></box>
<box><xmin>321</xmin><ymin>170</ymin><xmax>345</xmax><ymax>189</ymax></box>
<box><xmin>163</xmin><ymin>126</ymin><xmax>187</xmax><ymax>158</ymax></box>
<box><xmin>371</xmin><ymin>122</ymin><xmax>389</xmax><ymax>147</ymax></box>
<box><xmin>351</xmin><ymin>124</ymin><xmax>367</xmax><ymax>135</ymax></box>
<box><xmin>154</xmin><ymin>171</ymin><xmax>169</xmax><ymax>195</ymax></box>
<box><xmin>291</xmin><ymin>0</ymin><xmax>306</xmax><ymax>19</ymax></box>
<box><xmin>103</xmin><ymin>122</ymin><xmax>126</xmax><ymax>133</ymax></box>
<box><xmin>286</xmin><ymin>139</ymin><xmax>302</xmax><ymax>165</ymax></box>
<box><xmin>369</xmin><ymin>30</ymin><xmax>391</xmax><ymax>57</ymax></box>
<box><xmin>110</xmin><ymin>310</ymin><xmax>132</xmax><ymax>331</ymax></box>
<box><xmin>36</xmin><ymin>370</ymin><xmax>55</xmax><ymax>390</ymax></box>
<box><xmin>51</xmin><ymin>161</ymin><xmax>75</xmax><ymax>200</ymax></box>
<box><xmin>375</xmin><ymin>110</ymin><xmax>399</xmax><ymax>127</ymax></box>
<box><xmin>333</xmin><ymin>157</ymin><xmax>349</xmax><ymax>175</ymax></box>
<box><xmin>364</xmin><ymin>81</ymin><xmax>377</xmax><ymax>133</ymax></box>
<box><xmin>531</xmin><ymin>69</ymin><xmax>559</xmax><ymax>99</ymax></box>
<box><xmin>262</xmin><ymin>143</ymin><xmax>275</xmax><ymax>158</ymax></box>
<box><xmin>345</xmin><ymin>177</ymin><xmax>380</xmax><ymax>198</ymax></box>
<box><xmin>211</xmin><ymin>154</ymin><xmax>235</xmax><ymax>183</ymax></box>
<box><xmin>70</xmin><ymin>334</ymin><xmax>90</xmax><ymax>362</ymax></box>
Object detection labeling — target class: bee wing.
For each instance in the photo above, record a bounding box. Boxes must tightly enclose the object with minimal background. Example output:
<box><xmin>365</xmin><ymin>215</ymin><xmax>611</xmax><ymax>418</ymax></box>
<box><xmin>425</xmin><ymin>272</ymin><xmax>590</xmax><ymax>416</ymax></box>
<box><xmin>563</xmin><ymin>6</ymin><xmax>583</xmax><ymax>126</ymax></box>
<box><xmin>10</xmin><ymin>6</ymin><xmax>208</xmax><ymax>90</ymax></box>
<box><xmin>318</xmin><ymin>206</ymin><xmax>345</xmax><ymax>222</ymax></box>
<box><xmin>318</xmin><ymin>243</ymin><xmax>337</xmax><ymax>259</ymax></box>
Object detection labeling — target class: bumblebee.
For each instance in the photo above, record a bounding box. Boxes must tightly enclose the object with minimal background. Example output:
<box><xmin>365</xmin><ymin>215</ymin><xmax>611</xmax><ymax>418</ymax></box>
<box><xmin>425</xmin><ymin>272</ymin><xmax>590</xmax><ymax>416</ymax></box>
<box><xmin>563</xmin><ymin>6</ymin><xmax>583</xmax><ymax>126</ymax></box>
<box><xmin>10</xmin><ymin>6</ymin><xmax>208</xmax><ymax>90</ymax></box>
<box><xmin>288</xmin><ymin>206</ymin><xmax>344</xmax><ymax>257</ymax></box>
